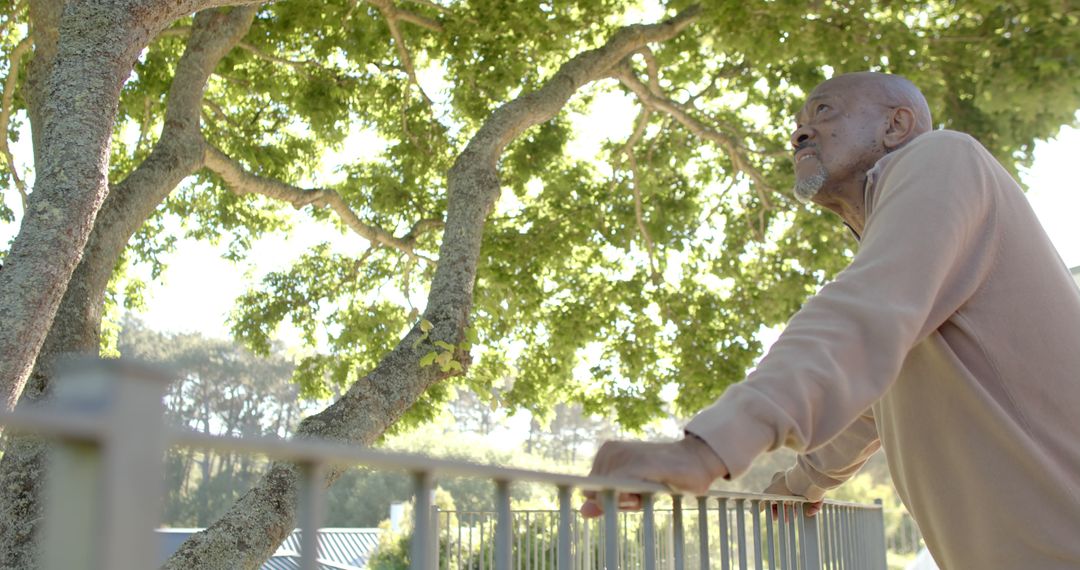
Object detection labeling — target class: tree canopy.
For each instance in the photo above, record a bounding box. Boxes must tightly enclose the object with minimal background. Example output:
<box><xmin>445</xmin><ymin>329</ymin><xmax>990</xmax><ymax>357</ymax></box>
<box><xmin>84</xmin><ymin>0</ymin><xmax>1080</xmax><ymax>429</ymax></box>
<box><xmin>0</xmin><ymin>1</ymin><xmax>1077</xmax><ymax>567</ymax></box>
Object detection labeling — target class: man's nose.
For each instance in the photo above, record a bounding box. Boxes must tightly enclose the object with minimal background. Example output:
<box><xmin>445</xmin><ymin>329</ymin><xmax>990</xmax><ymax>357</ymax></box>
<box><xmin>790</xmin><ymin>125</ymin><xmax>813</xmax><ymax>149</ymax></box>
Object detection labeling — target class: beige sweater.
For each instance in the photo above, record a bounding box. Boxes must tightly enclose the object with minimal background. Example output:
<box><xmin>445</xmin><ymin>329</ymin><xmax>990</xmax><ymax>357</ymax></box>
<box><xmin>686</xmin><ymin>130</ymin><xmax>1080</xmax><ymax>569</ymax></box>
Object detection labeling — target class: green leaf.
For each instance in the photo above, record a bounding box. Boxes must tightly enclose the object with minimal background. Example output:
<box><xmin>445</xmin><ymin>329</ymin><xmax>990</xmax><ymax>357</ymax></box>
<box><xmin>419</xmin><ymin>352</ymin><xmax>437</xmax><ymax>367</ymax></box>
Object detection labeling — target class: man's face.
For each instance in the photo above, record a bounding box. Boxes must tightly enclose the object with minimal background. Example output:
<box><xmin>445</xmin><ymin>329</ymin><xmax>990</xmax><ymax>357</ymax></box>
<box><xmin>790</xmin><ymin>80</ymin><xmax>887</xmax><ymax>202</ymax></box>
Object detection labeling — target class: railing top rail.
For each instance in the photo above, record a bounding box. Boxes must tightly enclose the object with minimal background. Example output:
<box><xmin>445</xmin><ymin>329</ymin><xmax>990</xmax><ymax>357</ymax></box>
<box><xmin>0</xmin><ymin>408</ymin><xmax>879</xmax><ymax>510</ymax></box>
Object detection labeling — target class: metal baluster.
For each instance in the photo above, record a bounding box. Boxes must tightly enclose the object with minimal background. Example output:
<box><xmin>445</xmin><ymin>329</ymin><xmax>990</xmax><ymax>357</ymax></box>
<box><xmin>833</xmin><ymin>507</ymin><xmax>842</xmax><ymax>570</ymax></box>
<box><xmin>825</xmin><ymin>505</ymin><xmax>833</xmax><ymax>565</ymax></box>
<box><xmin>736</xmin><ymin>499</ymin><xmax>747</xmax><ymax>570</ymax></box>
<box><xmin>699</xmin><ymin>497</ymin><xmax>712</xmax><ymax>570</ymax></box>
<box><xmin>872</xmin><ymin>499</ymin><xmax>887</xmax><ymax>570</ymax></box>
<box><xmin>854</xmin><ymin>509</ymin><xmax>863</xmax><ymax>570</ymax></box>
<box><xmin>781</xmin><ymin>503</ymin><xmax>790</xmax><ymax>570</ymax></box>
<box><xmin>623</xmin><ymin>507</ymin><xmax>629</xmax><ymax>569</ymax></box>
<box><xmin>584</xmin><ymin>513</ymin><xmax>592</xmax><ymax>570</ymax></box>
<box><xmin>433</xmin><ymin>506</ymin><xmax>441</xmax><ymax>570</ymax></box>
<box><xmin>766</xmin><ymin>502</ymin><xmax>776</xmax><ymax>570</ymax></box>
<box><xmin>643</xmin><ymin>494</ymin><xmax>656</xmax><ymax>570</ymax></box>
<box><xmin>603</xmin><ymin>490</ymin><xmax>620</xmax><ymax>569</ymax></box>
<box><xmin>844</xmin><ymin>508</ymin><xmax>854</xmax><ymax>570</ymax></box>
<box><xmin>495</xmin><ymin>481</ymin><xmax>512</xmax><ymax>570</ymax></box>
<box><xmin>672</xmin><ymin>496</ymin><xmax>685</xmax><ymax>570</ymax></box>
<box><xmin>799</xmin><ymin>502</ymin><xmax>822</xmax><ymax>570</ymax></box>
<box><xmin>410</xmin><ymin>472</ymin><xmax>434</xmax><ymax>570</ymax></box>
<box><xmin>556</xmin><ymin>487</ymin><xmax>571</xmax><ymax>570</ymax></box>
<box><xmin>790</xmin><ymin>500</ymin><xmax>799</xmax><ymax>565</ymax></box>
<box><xmin>526</xmin><ymin>512</ymin><xmax>532</xmax><ymax>570</ymax></box>
<box><xmin>751</xmin><ymin>500</ymin><xmax>762</xmax><ymax>570</ymax></box>
<box><xmin>795</xmin><ymin>502</ymin><xmax>806</xmax><ymax>570</ymax></box>
<box><xmin>298</xmin><ymin>462</ymin><xmax>326</xmax><ymax>570</ymax></box>
<box><xmin>484</xmin><ymin>513</ymin><xmax>490</xmax><ymax>570</ymax></box>
<box><xmin>717</xmin><ymin>498</ymin><xmax>728</xmax><ymax>570</ymax></box>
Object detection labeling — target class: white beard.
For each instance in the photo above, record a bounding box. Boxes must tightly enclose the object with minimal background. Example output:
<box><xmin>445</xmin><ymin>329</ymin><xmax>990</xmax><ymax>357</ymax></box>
<box><xmin>793</xmin><ymin>159</ymin><xmax>828</xmax><ymax>203</ymax></box>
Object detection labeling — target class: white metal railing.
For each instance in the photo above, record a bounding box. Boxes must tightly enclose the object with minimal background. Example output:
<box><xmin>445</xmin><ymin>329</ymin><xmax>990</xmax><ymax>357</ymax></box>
<box><xmin>1</xmin><ymin>359</ymin><xmax>888</xmax><ymax>570</ymax></box>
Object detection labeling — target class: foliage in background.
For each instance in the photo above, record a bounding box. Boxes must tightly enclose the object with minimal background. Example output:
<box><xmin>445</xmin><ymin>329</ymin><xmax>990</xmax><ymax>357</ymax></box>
<box><xmin>3</xmin><ymin>0</ymin><xmax>1079</xmax><ymax>446</ymax></box>
<box><xmin>117</xmin><ymin>318</ymin><xmax>306</xmax><ymax>526</ymax></box>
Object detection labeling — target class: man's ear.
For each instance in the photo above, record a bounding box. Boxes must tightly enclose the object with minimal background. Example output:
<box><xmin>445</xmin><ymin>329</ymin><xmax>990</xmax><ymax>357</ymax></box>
<box><xmin>882</xmin><ymin>107</ymin><xmax>917</xmax><ymax>149</ymax></box>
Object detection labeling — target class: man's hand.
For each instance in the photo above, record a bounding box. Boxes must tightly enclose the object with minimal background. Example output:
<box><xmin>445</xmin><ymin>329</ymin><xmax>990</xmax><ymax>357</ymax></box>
<box><xmin>762</xmin><ymin>470</ymin><xmax>823</xmax><ymax>519</ymax></box>
<box><xmin>580</xmin><ymin>435</ymin><xmax>728</xmax><ymax>518</ymax></box>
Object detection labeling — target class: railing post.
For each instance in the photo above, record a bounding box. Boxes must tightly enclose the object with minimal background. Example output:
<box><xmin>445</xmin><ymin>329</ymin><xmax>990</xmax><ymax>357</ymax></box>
<box><xmin>798</xmin><ymin>502</ymin><xmax>822</xmax><ymax>570</ymax></box>
<box><xmin>871</xmin><ymin>499</ymin><xmax>887</xmax><ymax>570</ymax></box>
<box><xmin>642</xmin><ymin>493</ymin><xmax>657</xmax><ymax>570</ymax></box>
<box><xmin>431</xmin><ymin>505</ymin><xmax>441</xmax><ymax>570</ymax></box>
<box><xmin>558</xmin><ymin>485</ymin><xmax>573</xmax><ymax>570</ymax></box>
<box><xmin>495</xmin><ymin>480</ymin><xmax>512</xmax><ymax>570</ymax></box>
<box><xmin>299</xmin><ymin>462</ymin><xmax>327</xmax><ymax>570</ymax></box>
<box><xmin>671</xmin><ymin>495</ymin><xmax>685</xmax><ymax>570</ymax></box>
<box><xmin>717</xmin><ymin>498</ymin><xmax>728</xmax><ymax>570</ymax></box>
<box><xmin>602</xmin><ymin>490</ymin><xmax>620</xmax><ymax>569</ymax></box>
<box><xmin>776</xmin><ymin>503</ymin><xmax>788</xmax><ymax>570</ymax></box>
<box><xmin>411</xmin><ymin>471</ymin><xmax>435</xmax><ymax>570</ymax></box>
<box><xmin>40</xmin><ymin>358</ymin><xmax>171</xmax><ymax>570</ymax></box>
<box><xmin>698</xmin><ymin>496</ymin><xmax>711</xmax><ymax>570</ymax></box>
<box><xmin>735</xmin><ymin>498</ymin><xmax>747</xmax><ymax>570</ymax></box>
<box><xmin>750</xmin><ymin>500</ymin><xmax>763</xmax><ymax>570</ymax></box>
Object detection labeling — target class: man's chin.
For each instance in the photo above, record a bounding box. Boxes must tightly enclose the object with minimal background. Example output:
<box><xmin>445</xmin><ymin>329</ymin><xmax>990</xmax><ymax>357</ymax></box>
<box><xmin>793</xmin><ymin>181</ymin><xmax>822</xmax><ymax>204</ymax></box>
<box><xmin>793</xmin><ymin>171</ymin><xmax>828</xmax><ymax>204</ymax></box>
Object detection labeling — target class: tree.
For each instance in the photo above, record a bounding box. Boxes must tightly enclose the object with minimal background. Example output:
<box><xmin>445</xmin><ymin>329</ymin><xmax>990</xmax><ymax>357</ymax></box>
<box><xmin>0</xmin><ymin>1</ymin><xmax>1077</xmax><ymax>568</ymax></box>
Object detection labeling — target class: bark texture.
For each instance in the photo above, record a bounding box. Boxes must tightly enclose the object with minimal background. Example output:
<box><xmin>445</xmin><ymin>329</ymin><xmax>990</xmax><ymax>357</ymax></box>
<box><xmin>0</xmin><ymin>0</ymin><xmax>272</xmax><ymax>412</ymax></box>
<box><xmin>162</xmin><ymin>7</ymin><xmax>701</xmax><ymax>569</ymax></box>
<box><xmin>0</xmin><ymin>8</ymin><xmax>257</xmax><ymax>568</ymax></box>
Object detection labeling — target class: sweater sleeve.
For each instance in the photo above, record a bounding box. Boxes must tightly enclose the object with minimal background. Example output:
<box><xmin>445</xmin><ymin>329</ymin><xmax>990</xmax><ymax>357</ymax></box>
<box><xmin>686</xmin><ymin>132</ymin><xmax>998</xmax><ymax>478</ymax></box>
<box><xmin>778</xmin><ymin>410</ymin><xmax>880</xmax><ymax>502</ymax></box>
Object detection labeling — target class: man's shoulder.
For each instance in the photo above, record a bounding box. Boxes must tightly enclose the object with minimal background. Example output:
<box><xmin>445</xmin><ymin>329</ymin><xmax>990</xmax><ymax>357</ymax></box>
<box><xmin>898</xmin><ymin>129</ymin><xmax>984</xmax><ymax>159</ymax></box>
<box><xmin>875</xmin><ymin>130</ymin><xmax>991</xmax><ymax>182</ymax></box>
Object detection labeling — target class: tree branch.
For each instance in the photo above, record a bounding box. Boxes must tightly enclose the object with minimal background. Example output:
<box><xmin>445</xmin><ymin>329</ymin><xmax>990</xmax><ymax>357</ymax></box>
<box><xmin>0</xmin><ymin>35</ymin><xmax>32</xmax><ymax>210</ymax></box>
<box><xmin>402</xmin><ymin>0</ymin><xmax>450</xmax><ymax>15</ymax></box>
<box><xmin>612</xmin><ymin>60</ymin><xmax>775</xmax><ymax>211</ymax></box>
<box><xmin>392</xmin><ymin>6</ymin><xmax>443</xmax><ymax>32</ymax></box>
<box><xmin>612</xmin><ymin>108</ymin><xmax>662</xmax><ymax>285</ymax></box>
<box><xmin>203</xmin><ymin>144</ymin><xmax>440</xmax><ymax>261</ymax></box>
<box><xmin>163</xmin><ymin>8</ymin><xmax>701</xmax><ymax>569</ymax></box>
<box><xmin>369</xmin><ymin>0</ymin><xmax>436</xmax><ymax>105</ymax></box>
<box><xmin>237</xmin><ymin>40</ymin><xmax>312</xmax><ymax>75</ymax></box>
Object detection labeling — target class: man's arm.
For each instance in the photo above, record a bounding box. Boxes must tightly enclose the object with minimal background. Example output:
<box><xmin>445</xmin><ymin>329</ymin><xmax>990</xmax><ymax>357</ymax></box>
<box><xmin>765</xmin><ymin>410</ymin><xmax>880</xmax><ymax>505</ymax></box>
<box><xmin>685</xmin><ymin>132</ymin><xmax>997</xmax><ymax>478</ymax></box>
<box><xmin>583</xmin><ymin>133</ymin><xmax>999</xmax><ymax>510</ymax></box>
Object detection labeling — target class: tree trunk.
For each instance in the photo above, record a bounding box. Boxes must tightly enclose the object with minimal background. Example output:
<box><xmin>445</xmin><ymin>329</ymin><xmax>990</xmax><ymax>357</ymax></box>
<box><xmin>163</xmin><ymin>8</ymin><xmax>701</xmax><ymax>569</ymax></box>
<box><xmin>0</xmin><ymin>7</ymin><xmax>256</xmax><ymax>567</ymax></box>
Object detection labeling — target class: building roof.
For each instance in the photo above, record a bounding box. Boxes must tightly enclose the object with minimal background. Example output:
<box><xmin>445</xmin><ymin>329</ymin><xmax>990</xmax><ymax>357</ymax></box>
<box><xmin>262</xmin><ymin>551</ymin><xmax>362</xmax><ymax>570</ymax></box>
<box><xmin>157</xmin><ymin>528</ymin><xmax>381</xmax><ymax>570</ymax></box>
<box><xmin>279</xmin><ymin>528</ymin><xmax>382</xmax><ymax>569</ymax></box>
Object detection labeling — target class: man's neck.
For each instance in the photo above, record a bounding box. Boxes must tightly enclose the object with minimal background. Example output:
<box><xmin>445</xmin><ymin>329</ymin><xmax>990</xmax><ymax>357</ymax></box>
<box><xmin>813</xmin><ymin>176</ymin><xmax>868</xmax><ymax>236</ymax></box>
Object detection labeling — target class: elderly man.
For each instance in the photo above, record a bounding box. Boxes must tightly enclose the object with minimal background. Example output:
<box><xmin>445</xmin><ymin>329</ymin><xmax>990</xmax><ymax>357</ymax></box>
<box><xmin>583</xmin><ymin>72</ymin><xmax>1080</xmax><ymax>569</ymax></box>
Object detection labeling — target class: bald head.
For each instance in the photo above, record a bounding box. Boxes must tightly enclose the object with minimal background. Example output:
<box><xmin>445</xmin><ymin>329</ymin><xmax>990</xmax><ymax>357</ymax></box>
<box><xmin>790</xmin><ymin>72</ymin><xmax>934</xmax><ymax>207</ymax></box>
<box><xmin>815</xmin><ymin>72</ymin><xmax>933</xmax><ymax>138</ymax></box>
